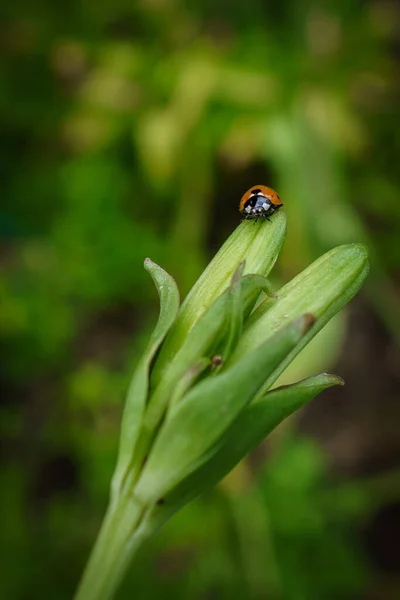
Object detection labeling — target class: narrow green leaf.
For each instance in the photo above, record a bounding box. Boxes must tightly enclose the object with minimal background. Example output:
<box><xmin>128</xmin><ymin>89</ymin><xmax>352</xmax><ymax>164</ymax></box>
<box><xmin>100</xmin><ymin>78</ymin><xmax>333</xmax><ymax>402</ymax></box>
<box><xmin>111</xmin><ymin>259</ymin><xmax>180</xmax><ymax>498</ymax></box>
<box><xmin>149</xmin><ymin>373</ymin><xmax>343</xmax><ymax>521</ymax></box>
<box><xmin>134</xmin><ymin>315</ymin><xmax>315</xmax><ymax>504</ymax></box>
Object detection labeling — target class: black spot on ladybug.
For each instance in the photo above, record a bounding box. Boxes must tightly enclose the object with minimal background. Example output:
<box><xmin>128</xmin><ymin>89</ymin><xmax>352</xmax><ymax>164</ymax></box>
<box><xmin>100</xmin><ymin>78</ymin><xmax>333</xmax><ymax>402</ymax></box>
<box><xmin>245</xmin><ymin>196</ymin><xmax>257</xmax><ymax>208</ymax></box>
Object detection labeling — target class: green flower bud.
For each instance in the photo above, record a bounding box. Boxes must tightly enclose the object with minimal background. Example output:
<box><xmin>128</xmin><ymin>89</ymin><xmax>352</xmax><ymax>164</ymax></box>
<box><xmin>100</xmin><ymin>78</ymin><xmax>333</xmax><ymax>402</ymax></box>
<box><xmin>230</xmin><ymin>243</ymin><xmax>369</xmax><ymax>391</ymax></box>
<box><xmin>152</xmin><ymin>211</ymin><xmax>287</xmax><ymax>384</ymax></box>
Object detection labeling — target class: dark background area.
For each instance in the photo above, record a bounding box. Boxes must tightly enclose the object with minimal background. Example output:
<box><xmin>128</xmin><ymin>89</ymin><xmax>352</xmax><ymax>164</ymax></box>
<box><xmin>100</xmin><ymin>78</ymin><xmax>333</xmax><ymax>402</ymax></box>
<box><xmin>1</xmin><ymin>0</ymin><xmax>400</xmax><ymax>598</ymax></box>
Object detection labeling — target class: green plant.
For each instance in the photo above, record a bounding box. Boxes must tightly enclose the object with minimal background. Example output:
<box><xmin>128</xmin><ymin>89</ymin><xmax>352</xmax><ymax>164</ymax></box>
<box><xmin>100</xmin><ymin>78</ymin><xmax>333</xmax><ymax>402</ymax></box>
<box><xmin>74</xmin><ymin>212</ymin><xmax>369</xmax><ymax>600</ymax></box>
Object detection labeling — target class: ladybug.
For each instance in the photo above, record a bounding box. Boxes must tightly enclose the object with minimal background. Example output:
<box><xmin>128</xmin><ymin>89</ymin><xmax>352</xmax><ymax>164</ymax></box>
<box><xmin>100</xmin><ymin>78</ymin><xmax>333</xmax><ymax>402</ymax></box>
<box><xmin>239</xmin><ymin>185</ymin><xmax>283</xmax><ymax>221</ymax></box>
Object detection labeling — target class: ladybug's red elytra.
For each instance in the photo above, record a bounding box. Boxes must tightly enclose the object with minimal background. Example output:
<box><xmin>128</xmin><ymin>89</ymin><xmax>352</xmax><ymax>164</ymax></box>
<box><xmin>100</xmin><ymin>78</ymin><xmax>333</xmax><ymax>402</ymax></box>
<box><xmin>239</xmin><ymin>185</ymin><xmax>283</xmax><ymax>221</ymax></box>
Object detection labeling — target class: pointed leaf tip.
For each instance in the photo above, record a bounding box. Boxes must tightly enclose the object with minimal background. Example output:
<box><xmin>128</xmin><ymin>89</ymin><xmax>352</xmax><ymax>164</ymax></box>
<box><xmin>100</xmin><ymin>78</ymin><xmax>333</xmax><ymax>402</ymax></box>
<box><xmin>232</xmin><ymin>261</ymin><xmax>246</xmax><ymax>284</ymax></box>
<box><xmin>301</xmin><ymin>313</ymin><xmax>316</xmax><ymax>332</ymax></box>
<box><xmin>319</xmin><ymin>373</ymin><xmax>345</xmax><ymax>386</ymax></box>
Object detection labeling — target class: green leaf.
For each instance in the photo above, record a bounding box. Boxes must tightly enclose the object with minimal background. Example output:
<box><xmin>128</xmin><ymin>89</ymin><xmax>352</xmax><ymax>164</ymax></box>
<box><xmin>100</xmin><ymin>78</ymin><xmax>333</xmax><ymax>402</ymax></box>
<box><xmin>147</xmin><ymin>373</ymin><xmax>343</xmax><ymax>524</ymax></box>
<box><xmin>152</xmin><ymin>211</ymin><xmax>287</xmax><ymax>385</ymax></box>
<box><xmin>111</xmin><ymin>259</ymin><xmax>180</xmax><ymax>498</ymax></box>
<box><xmin>134</xmin><ymin>314</ymin><xmax>315</xmax><ymax>504</ymax></box>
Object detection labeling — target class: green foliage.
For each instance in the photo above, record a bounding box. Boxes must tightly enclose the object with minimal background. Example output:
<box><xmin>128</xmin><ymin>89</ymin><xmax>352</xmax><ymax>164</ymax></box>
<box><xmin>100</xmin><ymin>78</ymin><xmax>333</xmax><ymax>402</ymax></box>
<box><xmin>257</xmin><ymin>437</ymin><xmax>368</xmax><ymax>600</ymax></box>
<box><xmin>74</xmin><ymin>224</ymin><xmax>368</xmax><ymax>598</ymax></box>
<box><xmin>1</xmin><ymin>0</ymin><xmax>400</xmax><ymax>599</ymax></box>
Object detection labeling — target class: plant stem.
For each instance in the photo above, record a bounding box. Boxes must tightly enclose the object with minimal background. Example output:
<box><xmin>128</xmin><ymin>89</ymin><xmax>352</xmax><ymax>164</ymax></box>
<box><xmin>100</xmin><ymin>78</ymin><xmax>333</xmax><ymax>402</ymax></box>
<box><xmin>74</xmin><ymin>492</ymin><xmax>148</xmax><ymax>600</ymax></box>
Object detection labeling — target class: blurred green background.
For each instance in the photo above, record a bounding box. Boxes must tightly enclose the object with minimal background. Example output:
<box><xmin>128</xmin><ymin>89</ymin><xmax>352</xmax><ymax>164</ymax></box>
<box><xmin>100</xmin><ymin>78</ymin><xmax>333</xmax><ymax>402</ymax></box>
<box><xmin>1</xmin><ymin>0</ymin><xmax>400</xmax><ymax>598</ymax></box>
